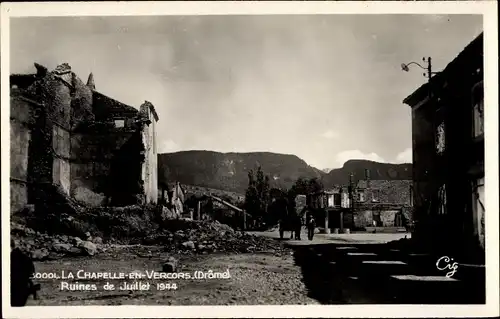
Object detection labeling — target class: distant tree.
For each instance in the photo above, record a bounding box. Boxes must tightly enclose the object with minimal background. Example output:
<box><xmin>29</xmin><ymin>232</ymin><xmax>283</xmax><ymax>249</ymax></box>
<box><xmin>308</xmin><ymin>177</ymin><xmax>324</xmax><ymax>194</ymax></box>
<box><xmin>288</xmin><ymin>177</ymin><xmax>323</xmax><ymax>196</ymax></box>
<box><xmin>287</xmin><ymin>177</ymin><xmax>324</xmax><ymax>215</ymax></box>
<box><xmin>256</xmin><ymin>167</ymin><xmax>270</xmax><ymax>215</ymax></box>
<box><xmin>267</xmin><ymin>187</ymin><xmax>289</xmax><ymax>226</ymax></box>
<box><xmin>244</xmin><ymin>170</ymin><xmax>260</xmax><ymax>215</ymax></box>
<box><xmin>244</xmin><ymin>167</ymin><xmax>271</xmax><ymax>222</ymax></box>
<box><xmin>269</xmin><ymin>187</ymin><xmax>286</xmax><ymax>199</ymax></box>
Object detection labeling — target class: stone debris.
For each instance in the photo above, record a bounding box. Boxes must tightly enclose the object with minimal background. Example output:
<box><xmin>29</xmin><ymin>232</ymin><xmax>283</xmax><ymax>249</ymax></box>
<box><xmin>181</xmin><ymin>241</ymin><xmax>195</xmax><ymax>250</ymax></box>
<box><xmin>80</xmin><ymin>241</ymin><xmax>97</xmax><ymax>256</ymax></box>
<box><xmin>11</xmin><ymin>213</ymin><xmax>287</xmax><ymax>260</ymax></box>
<box><xmin>52</xmin><ymin>243</ymin><xmax>72</xmax><ymax>253</ymax></box>
<box><xmin>11</xmin><ymin>222</ymin><xmax>104</xmax><ymax>260</ymax></box>
<box><xmin>162</xmin><ymin>256</ymin><xmax>178</xmax><ymax>273</ymax></box>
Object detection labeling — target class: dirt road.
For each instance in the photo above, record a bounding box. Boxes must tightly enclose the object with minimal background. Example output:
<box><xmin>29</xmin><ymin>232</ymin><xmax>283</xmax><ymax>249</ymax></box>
<box><xmin>249</xmin><ymin>229</ymin><xmax>410</xmax><ymax>244</ymax></box>
<box><xmin>28</xmin><ymin>245</ymin><xmax>319</xmax><ymax>306</ymax></box>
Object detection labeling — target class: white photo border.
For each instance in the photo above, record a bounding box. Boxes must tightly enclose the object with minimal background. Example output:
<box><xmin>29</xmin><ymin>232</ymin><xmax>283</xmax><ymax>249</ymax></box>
<box><xmin>1</xmin><ymin>1</ymin><xmax>498</xmax><ymax>318</ymax></box>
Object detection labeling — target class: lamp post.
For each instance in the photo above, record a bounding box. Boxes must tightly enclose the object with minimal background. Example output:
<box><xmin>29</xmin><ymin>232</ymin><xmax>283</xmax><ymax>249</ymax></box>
<box><xmin>401</xmin><ymin>57</ymin><xmax>442</xmax><ymax>240</ymax></box>
<box><xmin>401</xmin><ymin>57</ymin><xmax>441</xmax><ymax>98</ymax></box>
<box><xmin>401</xmin><ymin>57</ymin><xmax>434</xmax><ymax>81</ymax></box>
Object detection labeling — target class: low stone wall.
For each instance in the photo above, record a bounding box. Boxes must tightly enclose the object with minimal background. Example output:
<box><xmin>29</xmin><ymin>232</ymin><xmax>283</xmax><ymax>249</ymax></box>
<box><xmin>354</xmin><ymin>209</ymin><xmax>400</xmax><ymax>228</ymax></box>
<box><xmin>10</xmin><ymin>181</ymin><xmax>28</xmax><ymax>213</ymax></box>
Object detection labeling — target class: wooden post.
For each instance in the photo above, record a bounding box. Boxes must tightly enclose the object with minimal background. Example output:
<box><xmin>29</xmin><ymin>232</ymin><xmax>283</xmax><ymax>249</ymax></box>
<box><xmin>324</xmin><ymin>209</ymin><xmax>330</xmax><ymax>234</ymax></box>
<box><xmin>340</xmin><ymin>210</ymin><xmax>344</xmax><ymax>232</ymax></box>
<box><xmin>243</xmin><ymin>209</ymin><xmax>246</xmax><ymax>231</ymax></box>
<box><xmin>346</xmin><ymin>172</ymin><xmax>353</xmax><ymax>233</ymax></box>
<box><xmin>197</xmin><ymin>201</ymin><xmax>201</xmax><ymax>220</ymax></box>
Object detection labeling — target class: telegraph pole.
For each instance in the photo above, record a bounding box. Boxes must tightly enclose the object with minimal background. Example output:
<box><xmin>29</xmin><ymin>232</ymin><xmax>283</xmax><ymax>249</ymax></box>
<box><xmin>402</xmin><ymin>57</ymin><xmax>438</xmax><ymax>98</ymax></box>
<box><xmin>424</xmin><ymin>57</ymin><xmax>433</xmax><ymax>99</ymax></box>
<box><xmin>426</xmin><ymin>57</ymin><xmax>432</xmax><ymax>82</ymax></box>
<box><xmin>345</xmin><ymin>172</ymin><xmax>355</xmax><ymax>233</ymax></box>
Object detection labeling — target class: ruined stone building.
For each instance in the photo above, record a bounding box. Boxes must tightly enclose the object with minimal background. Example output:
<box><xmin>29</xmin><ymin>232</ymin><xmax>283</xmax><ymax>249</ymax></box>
<box><xmin>308</xmin><ymin>170</ymin><xmax>412</xmax><ymax>232</ymax></box>
<box><xmin>158</xmin><ymin>182</ymin><xmax>185</xmax><ymax>217</ymax></box>
<box><xmin>10</xmin><ymin>63</ymin><xmax>159</xmax><ymax>212</ymax></box>
<box><xmin>349</xmin><ymin>178</ymin><xmax>412</xmax><ymax>229</ymax></box>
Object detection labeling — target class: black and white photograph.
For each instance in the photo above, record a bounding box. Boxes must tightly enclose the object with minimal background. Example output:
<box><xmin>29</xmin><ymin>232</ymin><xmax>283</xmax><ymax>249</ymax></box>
<box><xmin>1</xmin><ymin>1</ymin><xmax>498</xmax><ymax>318</ymax></box>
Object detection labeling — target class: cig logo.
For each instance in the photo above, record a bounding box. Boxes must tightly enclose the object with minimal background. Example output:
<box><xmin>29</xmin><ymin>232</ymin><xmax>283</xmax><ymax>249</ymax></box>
<box><xmin>436</xmin><ymin>256</ymin><xmax>459</xmax><ymax>278</ymax></box>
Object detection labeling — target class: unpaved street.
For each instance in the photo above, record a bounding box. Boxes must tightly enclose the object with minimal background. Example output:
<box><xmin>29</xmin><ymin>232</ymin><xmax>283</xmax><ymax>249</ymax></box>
<box><xmin>28</xmin><ymin>246</ymin><xmax>319</xmax><ymax>306</ymax></box>
<box><xmin>21</xmin><ymin>229</ymin><xmax>484</xmax><ymax>306</ymax></box>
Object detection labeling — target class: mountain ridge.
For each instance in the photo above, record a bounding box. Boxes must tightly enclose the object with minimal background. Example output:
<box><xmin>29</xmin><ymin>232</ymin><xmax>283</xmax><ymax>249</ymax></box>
<box><xmin>158</xmin><ymin>150</ymin><xmax>412</xmax><ymax>194</ymax></box>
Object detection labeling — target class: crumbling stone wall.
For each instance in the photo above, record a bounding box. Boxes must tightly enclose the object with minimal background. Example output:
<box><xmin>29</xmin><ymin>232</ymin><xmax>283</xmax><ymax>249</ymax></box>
<box><xmin>10</xmin><ymin>96</ymin><xmax>36</xmax><ymax>212</ymax></box>
<box><xmin>11</xmin><ymin>63</ymin><xmax>159</xmax><ymax>210</ymax></box>
<box><xmin>353</xmin><ymin>209</ymin><xmax>400</xmax><ymax>228</ymax></box>
<box><xmin>69</xmin><ymin>120</ymin><xmax>147</xmax><ymax>207</ymax></box>
<box><xmin>21</xmin><ymin>65</ymin><xmax>83</xmax><ymax>200</ymax></box>
<box><xmin>109</xmin><ymin>129</ymin><xmax>145</xmax><ymax>206</ymax></box>
<box><xmin>139</xmin><ymin>101</ymin><xmax>159</xmax><ymax>205</ymax></box>
<box><xmin>52</xmin><ymin>125</ymin><xmax>71</xmax><ymax>195</ymax></box>
<box><xmin>380</xmin><ymin>210</ymin><xmax>400</xmax><ymax>227</ymax></box>
<box><xmin>69</xmin><ymin>123</ymin><xmax>140</xmax><ymax>205</ymax></box>
<box><xmin>353</xmin><ymin>210</ymin><xmax>372</xmax><ymax>228</ymax></box>
<box><xmin>70</xmin><ymin>75</ymin><xmax>94</xmax><ymax>127</ymax></box>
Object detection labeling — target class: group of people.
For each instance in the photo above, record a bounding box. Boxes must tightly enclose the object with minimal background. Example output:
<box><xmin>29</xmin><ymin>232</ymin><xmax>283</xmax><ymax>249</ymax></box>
<box><xmin>278</xmin><ymin>207</ymin><xmax>317</xmax><ymax>241</ymax></box>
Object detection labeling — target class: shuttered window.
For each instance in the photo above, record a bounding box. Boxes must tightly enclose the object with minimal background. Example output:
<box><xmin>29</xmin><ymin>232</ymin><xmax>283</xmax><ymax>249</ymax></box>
<box><xmin>472</xmin><ymin>81</ymin><xmax>484</xmax><ymax>139</ymax></box>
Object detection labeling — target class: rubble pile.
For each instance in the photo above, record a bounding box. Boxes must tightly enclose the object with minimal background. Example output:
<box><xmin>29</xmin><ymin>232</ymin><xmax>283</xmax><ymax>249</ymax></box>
<box><xmin>11</xmin><ymin>222</ymin><xmax>106</xmax><ymax>261</ymax></box>
<box><xmin>21</xmin><ymin>204</ymin><xmax>161</xmax><ymax>243</ymax></box>
<box><xmin>145</xmin><ymin>219</ymin><xmax>285</xmax><ymax>255</ymax></box>
<box><xmin>12</xmin><ymin>206</ymin><xmax>285</xmax><ymax>260</ymax></box>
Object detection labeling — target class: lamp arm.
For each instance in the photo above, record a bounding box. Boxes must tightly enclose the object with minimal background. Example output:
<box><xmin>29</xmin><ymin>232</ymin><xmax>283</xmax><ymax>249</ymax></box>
<box><xmin>404</xmin><ymin>61</ymin><xmax>427</xmax><ymax>70</ymax></box>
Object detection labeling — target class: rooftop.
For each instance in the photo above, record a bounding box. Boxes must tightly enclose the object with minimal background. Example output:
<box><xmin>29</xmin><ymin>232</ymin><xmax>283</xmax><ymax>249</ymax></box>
<box><xmin>11</xmin><ymin>62</ymin><xmax>143</xmax><ymax>116</ymax></box>
<box><xmin>93</xmin><ymin>91</ymin><xmax>139</xmax><ymax>115</ymax></box>
<box><xmin>403</xmin><ymin>32</ymin><xmax>483</xmax><ymax>107</ymax></box>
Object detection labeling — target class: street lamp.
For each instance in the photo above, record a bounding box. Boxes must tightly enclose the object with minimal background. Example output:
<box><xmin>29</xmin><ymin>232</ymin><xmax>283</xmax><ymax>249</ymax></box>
<box><xmin>402</xmin><ymin>57</ymin><xmax>441</xmax><ymax>98</ymax></box>
<box><xmin>401</xmin><ymin>57</ymin><xmax>441</xmax><ymax>82</ymax></box>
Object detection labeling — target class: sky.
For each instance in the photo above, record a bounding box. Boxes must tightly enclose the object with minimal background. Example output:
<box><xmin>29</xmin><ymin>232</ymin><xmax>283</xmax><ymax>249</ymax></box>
<box><xmin>10</xmin><ymin>15</ymin><xmax>483</xmax><ymax>169</ymax></box>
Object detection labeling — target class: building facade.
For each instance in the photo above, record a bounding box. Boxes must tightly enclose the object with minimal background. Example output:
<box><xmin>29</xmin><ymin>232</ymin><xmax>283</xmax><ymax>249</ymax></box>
<box><xmin>307</xmin><ymin>186</ymin><xmax>350</xmax><ymax>232</ymax></box>
<box><xmin>10</xmin><ymin>63</ymin><xmax>160</xmax><ymax>212</ymax></box>
<box><xmin>403</xmin><ymin>33</ymin><xmax>484</xmax><ymax>260</ymax></box>
<box><xmin>308</xmin><ymin>171</ymin><xmax>411</xmax><ymax>232</ymax></box>
<box><xmin>351</xmin><ymin>178</ymin><xmax>412</xmax><ymax>230</ymax></box>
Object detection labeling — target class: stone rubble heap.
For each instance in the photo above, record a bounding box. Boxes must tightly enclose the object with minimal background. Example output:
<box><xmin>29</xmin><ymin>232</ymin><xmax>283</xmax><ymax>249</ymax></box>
<box><xmin>146</xmin><ymin>219</ymin><xmax>284</xmax><ymax>255</ymax></box>
<box><xmin>11</xmin><ymin>222</ymin><xmax>104</xmax><ymax>261</ymax></box>
<box><xmin>11</xmin><ymin>216</ymin><xmax>285</xmax><ymax>261</ymax></box>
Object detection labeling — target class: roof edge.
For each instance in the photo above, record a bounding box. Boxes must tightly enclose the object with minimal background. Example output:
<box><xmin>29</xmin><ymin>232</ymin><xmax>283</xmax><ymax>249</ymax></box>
<box><xmin>402</xmin><ymin>32</ymin><xmax>483</xmax><ymax>108</ymax></box>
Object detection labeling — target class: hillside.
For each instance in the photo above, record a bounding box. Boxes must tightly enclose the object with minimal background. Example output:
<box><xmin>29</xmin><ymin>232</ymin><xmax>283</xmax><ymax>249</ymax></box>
<box><xmin>181</xmin><ymin>184</ymin><xmax>245</xmax><ymax>204</ymax></box>
<box><xmin>158</xmin><ymin>151</ymin><xmax>412</xmax><ymax>194</ymax></box>
<box><xmin>158</xmin><ymin>151</ymin><xmax>322</xmax><ymax>194</ymax></box>
<box><xmin>322</xmin><ymin>160</ymin><xmax>412</xmax><ymax>187</ymax></box>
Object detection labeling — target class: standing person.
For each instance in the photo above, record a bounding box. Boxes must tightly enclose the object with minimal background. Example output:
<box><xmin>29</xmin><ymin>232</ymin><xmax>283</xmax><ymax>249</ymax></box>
<box><xmin>280</xmin><ymin>197</ymin><xmax>290</xmax><ymax>240</ymax></box>
<box><xmin>294</xmin><ymin>214</ymin><xmax>302</xmax><ymax>240</ymax></box>
<box><xmin>307</xmin><ymin>215</ymin><xmax>316</xmax><ymax>241</ymax></box>
<box><xmin>279</xmin><ymin>218</ymin><xmax>285</xmax><ymax>239</ymax></box>
<box><xmin>11</xmin><ymin>239</ymin><xmax>38</xmax><ymax>307</ymax></box>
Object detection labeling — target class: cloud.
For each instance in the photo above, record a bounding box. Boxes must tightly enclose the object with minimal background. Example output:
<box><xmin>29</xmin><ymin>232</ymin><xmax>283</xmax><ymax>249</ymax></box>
<box><xmin>321</xmin><ymin>130</ymin><xmax>339</xmax><ymax>139</ymax></box>
<box><xmin>334</xmin><ymin>150</ymin><xmax>386</xmax><ymax>168</ymax></box>
<box><xmin>158</xmin><ymin>139</ymin><xmax>180</xmax><ymax>153</ymax></box>
<box><xmin>395</xmin><ymin>148</ymin><xmax>412</xmax><ymax>163</ymax></box>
